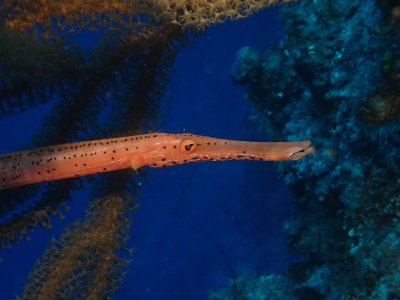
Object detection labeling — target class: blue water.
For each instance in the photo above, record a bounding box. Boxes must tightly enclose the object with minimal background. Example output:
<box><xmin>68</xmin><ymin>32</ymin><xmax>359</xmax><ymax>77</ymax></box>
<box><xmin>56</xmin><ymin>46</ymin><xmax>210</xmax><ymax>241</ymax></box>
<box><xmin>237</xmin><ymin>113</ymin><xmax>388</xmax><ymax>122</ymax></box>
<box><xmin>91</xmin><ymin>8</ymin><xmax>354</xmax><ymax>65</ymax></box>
<box><xmin>0</xmin><ymin>8</ymin><xmax>296</xmax><ymax>299</ymax></box>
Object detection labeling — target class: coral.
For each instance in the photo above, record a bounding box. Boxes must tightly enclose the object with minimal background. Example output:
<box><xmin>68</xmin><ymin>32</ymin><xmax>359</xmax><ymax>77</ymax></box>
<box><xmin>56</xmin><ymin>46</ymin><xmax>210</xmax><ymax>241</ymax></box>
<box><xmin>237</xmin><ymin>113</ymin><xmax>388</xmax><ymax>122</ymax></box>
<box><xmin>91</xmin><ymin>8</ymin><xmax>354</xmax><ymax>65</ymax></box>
<box><xmin>0</xmin><ymin>27</ymin><xmax>82</xmax><ymax>116</ymax></box>
<box><xmin>0</xmin><ymin>0</ymin><xmax>293</xmax><ymax>115</ymax></box>
<box><xmin>18</xmin><ymin>193</ymin><xmax>134</xmax><ymax>299</ymax></box>
<box><xmin>0</xmin><ymin>0</ymin><xmax>294</xmax><ymax>32</ymax></box>
<box><xmin>230</xmin><ymin>0</ymin><xmax>400</xmax><ymax>298</ymax></box>
<box><xmin>151</xmin><ymin>0</ymin><xmax>296</xmax><ymax>30</ymax></box>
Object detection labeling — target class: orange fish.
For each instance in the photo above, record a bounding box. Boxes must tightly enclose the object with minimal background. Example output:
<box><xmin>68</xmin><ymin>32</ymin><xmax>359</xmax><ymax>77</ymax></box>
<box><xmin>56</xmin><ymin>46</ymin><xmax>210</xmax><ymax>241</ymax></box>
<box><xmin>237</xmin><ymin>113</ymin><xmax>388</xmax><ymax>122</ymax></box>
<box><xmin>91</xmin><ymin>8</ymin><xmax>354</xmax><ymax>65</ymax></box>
<box><xmin>0</xmin><ymin>133</ymin><xmax>315</xmax><ymax>190</ymax></box>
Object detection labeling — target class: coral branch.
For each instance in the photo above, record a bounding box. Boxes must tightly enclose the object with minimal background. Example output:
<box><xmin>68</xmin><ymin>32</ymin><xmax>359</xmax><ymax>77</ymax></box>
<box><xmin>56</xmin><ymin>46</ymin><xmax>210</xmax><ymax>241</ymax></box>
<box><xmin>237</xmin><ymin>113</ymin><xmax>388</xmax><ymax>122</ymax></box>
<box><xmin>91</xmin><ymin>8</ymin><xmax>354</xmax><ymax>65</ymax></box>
<box><xmin>18</xmin><ymin>194</ymin><xmax>134</xmax><ymax>299</ymax></box>
<box><xmin>0</xmin><ymin>0</ymin><xmax>296</xmax><ymax>32</ymax></box>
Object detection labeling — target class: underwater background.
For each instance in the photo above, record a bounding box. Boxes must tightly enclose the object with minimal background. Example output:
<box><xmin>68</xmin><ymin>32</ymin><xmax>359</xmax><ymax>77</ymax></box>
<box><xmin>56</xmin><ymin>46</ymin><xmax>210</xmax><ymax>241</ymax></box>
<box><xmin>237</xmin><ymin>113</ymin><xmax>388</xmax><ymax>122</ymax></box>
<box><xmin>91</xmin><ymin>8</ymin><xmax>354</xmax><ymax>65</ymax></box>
<box><xmin>0</xmin><ymin>0</ymin><xmax>399</xmax><ymax>299</ymax></box>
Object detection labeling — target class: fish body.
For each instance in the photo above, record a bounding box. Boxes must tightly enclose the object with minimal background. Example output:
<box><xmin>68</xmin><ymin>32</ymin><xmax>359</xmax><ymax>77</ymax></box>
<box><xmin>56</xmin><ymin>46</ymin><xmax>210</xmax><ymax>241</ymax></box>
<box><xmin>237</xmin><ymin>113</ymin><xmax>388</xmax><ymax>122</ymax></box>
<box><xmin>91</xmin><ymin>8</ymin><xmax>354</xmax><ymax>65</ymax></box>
<box><xmin>0</xmin><ymin>133</ymin><xmax>314</xmax><ymax>190</ymax></box>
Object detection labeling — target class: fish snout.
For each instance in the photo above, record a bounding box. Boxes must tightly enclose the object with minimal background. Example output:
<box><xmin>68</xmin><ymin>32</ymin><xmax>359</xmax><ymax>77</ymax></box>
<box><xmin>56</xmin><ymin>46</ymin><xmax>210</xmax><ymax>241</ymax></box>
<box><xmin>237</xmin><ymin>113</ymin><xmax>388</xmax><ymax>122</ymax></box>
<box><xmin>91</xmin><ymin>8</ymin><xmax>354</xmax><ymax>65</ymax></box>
<box><xmin>290</xmin><ymin>141</ymin><xmax>315</xmax><ymax>160</ymax></box>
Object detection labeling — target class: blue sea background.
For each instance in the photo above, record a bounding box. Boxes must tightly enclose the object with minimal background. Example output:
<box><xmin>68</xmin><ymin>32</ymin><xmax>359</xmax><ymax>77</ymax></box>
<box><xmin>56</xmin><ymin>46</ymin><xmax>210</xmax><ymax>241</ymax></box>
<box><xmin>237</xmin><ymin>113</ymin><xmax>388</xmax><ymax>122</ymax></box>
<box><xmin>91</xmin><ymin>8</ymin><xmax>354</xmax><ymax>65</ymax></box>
<box><xmin>0</xmin><ymin>8</ymin><xmax>297</xmax><ymax>299</ymax></box>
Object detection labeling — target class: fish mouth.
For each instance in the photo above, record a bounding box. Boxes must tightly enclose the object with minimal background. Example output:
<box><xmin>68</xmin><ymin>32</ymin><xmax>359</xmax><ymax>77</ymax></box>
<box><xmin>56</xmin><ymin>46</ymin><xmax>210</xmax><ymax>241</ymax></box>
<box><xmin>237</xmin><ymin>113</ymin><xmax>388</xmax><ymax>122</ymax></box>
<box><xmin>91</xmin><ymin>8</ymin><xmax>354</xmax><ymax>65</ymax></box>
<box><xmin>290</xmin><ymin>141</ymin><xmax>315</xmax><ymax>160</ymax></box>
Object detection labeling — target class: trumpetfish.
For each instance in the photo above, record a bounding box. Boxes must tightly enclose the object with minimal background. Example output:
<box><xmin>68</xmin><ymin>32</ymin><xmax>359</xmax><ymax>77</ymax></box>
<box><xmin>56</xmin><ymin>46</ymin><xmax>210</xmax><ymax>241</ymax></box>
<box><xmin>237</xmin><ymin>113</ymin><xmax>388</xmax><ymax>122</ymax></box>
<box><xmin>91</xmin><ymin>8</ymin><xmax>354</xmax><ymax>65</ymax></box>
<box><xmin>0</xmin><ymin>133</ymin><xmax>315</xmax><ymax>190</ymax></box>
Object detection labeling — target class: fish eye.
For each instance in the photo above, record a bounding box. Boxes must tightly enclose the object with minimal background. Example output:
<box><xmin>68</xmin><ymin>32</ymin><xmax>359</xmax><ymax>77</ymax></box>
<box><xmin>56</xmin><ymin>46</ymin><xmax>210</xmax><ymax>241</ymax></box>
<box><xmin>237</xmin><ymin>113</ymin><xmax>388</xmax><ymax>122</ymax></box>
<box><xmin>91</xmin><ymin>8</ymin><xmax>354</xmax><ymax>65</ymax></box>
<box><xmin>180</xmin><ymin>140</ymin><xmax>196</xmax><ymax>152</ymax></box>
<box><xmin>185</xmin><ymin>144</ymin><xmax>194</xmax><ymax>151</ymax></box>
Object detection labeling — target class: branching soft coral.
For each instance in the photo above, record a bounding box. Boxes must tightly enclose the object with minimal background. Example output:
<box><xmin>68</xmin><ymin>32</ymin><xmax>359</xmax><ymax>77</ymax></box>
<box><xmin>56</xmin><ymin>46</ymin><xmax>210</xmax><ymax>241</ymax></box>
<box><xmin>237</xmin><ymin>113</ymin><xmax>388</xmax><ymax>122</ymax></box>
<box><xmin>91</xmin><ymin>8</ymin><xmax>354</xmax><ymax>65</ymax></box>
<box><xmin>150</xmin><ymin>0</ymin><xmax>295</xmax><ymax>30</ymax></box>
<box><xmin>18</xmin><ymin>194</ymin><xmax>134</xmax><ymax>299</ymax></box>
<box><xmin>0</xmin><ymin>0</ymin><xmax>295</xmax><ymax>32</ymax></box>
<box><xmin>2</xmin><ymin>0</ymin><xmax>144</xmax><ymax>32</ymax></box>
